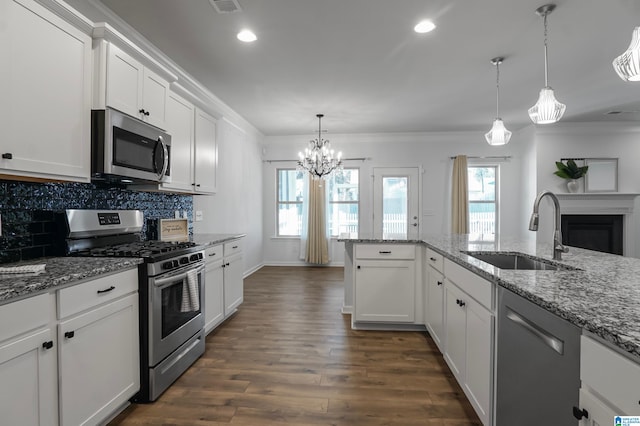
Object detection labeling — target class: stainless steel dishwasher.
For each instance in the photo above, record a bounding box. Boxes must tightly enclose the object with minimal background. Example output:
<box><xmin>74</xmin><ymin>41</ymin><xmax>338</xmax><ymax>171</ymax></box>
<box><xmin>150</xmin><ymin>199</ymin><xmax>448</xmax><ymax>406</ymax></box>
<box><xmin>496</xmin><ymin>287</ymin><xmax>580</xmax><ymax>426</ymax></box>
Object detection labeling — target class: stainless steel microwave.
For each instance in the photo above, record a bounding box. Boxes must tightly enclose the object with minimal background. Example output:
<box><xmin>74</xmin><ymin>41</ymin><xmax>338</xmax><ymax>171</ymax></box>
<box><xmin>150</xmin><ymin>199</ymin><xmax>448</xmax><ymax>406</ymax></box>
<box><xmin>91</xmin><ymin>108</ymin><xmax>171</xmax><ymax>184</ymax></box>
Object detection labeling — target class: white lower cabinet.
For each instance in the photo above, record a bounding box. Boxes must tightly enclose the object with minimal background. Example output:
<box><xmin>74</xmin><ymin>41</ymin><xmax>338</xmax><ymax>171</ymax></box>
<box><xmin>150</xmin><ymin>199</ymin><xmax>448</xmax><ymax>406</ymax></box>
<box><xmin>442</xmin><ymin>259</ymin><xmax>494</xmax><ymax>426</ymax></box>
<box><xmin>0</xmin><ymin>294</ymin><xmax>57</xmax><ymax>426</ymax></box>
<box><xmin>426</xmin><ymin>265</ymin><xmax>445</xmax><ymax>350</ymax></box>
<box><xmin>0</xmin><ymin>268</ymin><xmax>140</xmax><ymax>426</ymax></box>
<box><xmin>223</xmin><ymin>240</ymin><xmax>244</xmax><ymax>317</ymax></box>
<box><xmin>576</xmin><ymin>335</ymin><xmax>640</xmax><ymax>425</ymax></box>
<box><xmin>353</xmin><ymin>244</ymin><xmax>416</xmax><ymax>324</ymax></box>
<box><xmin>204</xmin><ymin>244</ymin><xmax>225</xmax><ymax>334</ymax></box>
<box><xmin>58</xmin><ymin>293</ymin><xmax>139</xmax><ymax>426</ymax></box>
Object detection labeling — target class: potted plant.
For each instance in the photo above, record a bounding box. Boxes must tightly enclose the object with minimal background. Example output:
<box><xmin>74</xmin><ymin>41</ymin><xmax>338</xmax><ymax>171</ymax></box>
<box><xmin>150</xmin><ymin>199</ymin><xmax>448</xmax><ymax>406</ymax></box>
<box><xmin>554</xmin><ymin>159</ymin><xmax>588</xmax><ymax>193</ymax></box>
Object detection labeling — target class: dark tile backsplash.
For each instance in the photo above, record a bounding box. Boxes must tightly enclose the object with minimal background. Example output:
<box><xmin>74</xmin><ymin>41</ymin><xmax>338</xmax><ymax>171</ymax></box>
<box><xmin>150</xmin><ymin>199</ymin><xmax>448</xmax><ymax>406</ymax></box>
<box><xmin>0</xmin><ymin>180</ymin><xmax>193</xmax><ymax>263</ymax></box>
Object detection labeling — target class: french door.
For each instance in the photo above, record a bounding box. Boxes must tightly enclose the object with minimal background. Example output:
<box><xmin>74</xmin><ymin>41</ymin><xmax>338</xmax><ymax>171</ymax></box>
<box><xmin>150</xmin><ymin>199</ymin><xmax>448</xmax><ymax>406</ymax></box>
<box><xmin>372</xmin><ymin>167</ymin><xmax>420</xmax><ymax>239</ymax></box>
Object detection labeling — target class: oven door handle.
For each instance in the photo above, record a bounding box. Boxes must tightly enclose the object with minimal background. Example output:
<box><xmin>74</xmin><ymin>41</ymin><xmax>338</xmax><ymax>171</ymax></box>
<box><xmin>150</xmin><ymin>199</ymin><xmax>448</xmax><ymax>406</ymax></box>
<box><xmin>153</xmin><ymin>264</ymin><xmax>205</xmax><ymax>289</ymax></box>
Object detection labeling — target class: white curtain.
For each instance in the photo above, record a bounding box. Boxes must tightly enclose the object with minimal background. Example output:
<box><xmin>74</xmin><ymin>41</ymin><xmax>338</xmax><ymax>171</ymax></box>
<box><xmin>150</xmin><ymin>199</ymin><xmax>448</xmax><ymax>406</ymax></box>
<box><xmin>299</xmin><ymin>175</ymin><xmax>331</xmax><ymax>264</ymax></box>
<box><xmin>451</xmin><ymin>155</ymin><xmax>469</xmax><ymax>233</ymax></box>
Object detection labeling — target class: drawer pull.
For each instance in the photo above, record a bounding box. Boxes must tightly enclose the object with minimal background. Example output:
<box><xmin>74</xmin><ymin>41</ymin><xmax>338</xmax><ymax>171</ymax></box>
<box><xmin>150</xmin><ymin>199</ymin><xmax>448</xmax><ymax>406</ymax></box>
<box><xmin>456</xmin><ymin>299</ymin><xmax>466</xmax><ymax>307</ymax></box>
<box><xmin>64</xmin><ymin>331</ymin><xmax>75</xmax><ymax>339</ymax></box>
<box><xmin>97</xmin><ymin>286</ymin><xmax>116</xmax><ymax>294</ymax></box>
<box><xmin>430</xmin><ymin>257</ymin><xmax>437</xmax><ymax>261</ymax></box>
<box><xmin>232</xmin><ymin>245</ymin><xmax>238</xmax><ymax>249</ymax></box>
<box><xmin>379</xmin><ymin>251</ymin><xmax>392</xmax><ymax>254</ymax></box>
<box><xmin>437</xmin><ymin>281</ymin><xmax>443</xmax><ymax>286</ymax></box>
<box><xmin>209</xmin><ymin>253</ymin><xmax>217</xmax><ymax>257</ymax></box>
<box><xmin>42</xmin><ymin>341</ymin><xmax>54</xmax><ymax>350</ymax></box>
<box><xmin>2</xmin><ymin>153</ymin><xmax>12</xmax><ymax>159</ymax></box>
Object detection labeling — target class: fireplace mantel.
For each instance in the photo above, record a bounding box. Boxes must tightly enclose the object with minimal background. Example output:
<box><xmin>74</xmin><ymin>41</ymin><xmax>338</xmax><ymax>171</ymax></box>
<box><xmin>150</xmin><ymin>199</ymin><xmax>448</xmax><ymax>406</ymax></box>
<box><xmin>556</xmin><ymin>193</ymin><xmax>640</xmax><ymax>215</ymax></box>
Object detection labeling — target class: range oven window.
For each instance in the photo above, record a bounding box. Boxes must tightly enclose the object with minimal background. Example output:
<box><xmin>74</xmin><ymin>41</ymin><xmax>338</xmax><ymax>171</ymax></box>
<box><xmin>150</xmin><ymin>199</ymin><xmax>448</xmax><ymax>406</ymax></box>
<box><xmin>160</xmin><ymin>273</ymin><xmax>202</xmax><ymax>339</ymax></box>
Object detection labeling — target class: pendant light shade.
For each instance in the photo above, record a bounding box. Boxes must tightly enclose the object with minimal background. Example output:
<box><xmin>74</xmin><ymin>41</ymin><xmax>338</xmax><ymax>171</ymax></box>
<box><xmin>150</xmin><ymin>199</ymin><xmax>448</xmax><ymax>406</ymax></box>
<box><xmin>485</xmin><ymin>57</ymin><xmax>511</xmax><ymax>146</ymax></box>
<box><xmin>613</xmin><ymin>26</ymin><xmax>640</xmax><ymax>82</ymax></box>
<box><xmin>529</xmin><ymin>4</ymin><xmax>565</xmax><ymax>124</ymax></box>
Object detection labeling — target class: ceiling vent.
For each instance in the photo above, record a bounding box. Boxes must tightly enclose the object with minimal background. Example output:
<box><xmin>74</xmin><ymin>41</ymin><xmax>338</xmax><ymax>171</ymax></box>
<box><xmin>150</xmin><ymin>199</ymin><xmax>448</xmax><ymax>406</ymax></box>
<box><xmin>209</xmin><ymin>0</ymin><xmax>242</xmax><ymax>14</ymax></box>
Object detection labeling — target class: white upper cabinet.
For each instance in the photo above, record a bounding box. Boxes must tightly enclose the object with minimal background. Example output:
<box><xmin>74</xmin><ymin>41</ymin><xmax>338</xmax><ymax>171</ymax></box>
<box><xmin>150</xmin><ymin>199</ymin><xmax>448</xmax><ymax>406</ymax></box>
<box><xmin>104</xmin><ymin>43</ymin><xmax>169</xmax><ymax>129</ymax></box>
<box><xmin>194</xmin><ymin>108</ymin><xmax>218</xmax><ymax>193</ymax></box>
<box><xmin>163</xmin><ymin>91</ymin><xmax>196</xmax><ymax>193</ymax></box>
<box><xmin>0</xmin><ymin>0</ymin><xmax>92</xmax><ymax>182</ymax></box>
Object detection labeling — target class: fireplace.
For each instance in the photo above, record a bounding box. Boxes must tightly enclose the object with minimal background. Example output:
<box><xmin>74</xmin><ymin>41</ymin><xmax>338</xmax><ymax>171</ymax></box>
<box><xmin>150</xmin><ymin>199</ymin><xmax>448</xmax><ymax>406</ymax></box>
<box><xmin>561</xmin><ymin>214</ymin><xmax>623</xmax><ymax>255</ymax></box>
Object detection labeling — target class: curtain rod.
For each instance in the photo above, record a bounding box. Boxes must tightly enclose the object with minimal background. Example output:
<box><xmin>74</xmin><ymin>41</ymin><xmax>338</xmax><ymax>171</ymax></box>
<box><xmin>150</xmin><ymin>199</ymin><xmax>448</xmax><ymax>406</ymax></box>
<box><xmin>449</xmin><ymin>155</ymin><xmax>512</xmax><ymax>160</ymax></box>
<box><xmin>263</xmin><ymin>157</ymin><xmax>371</xmax><ymax>163</ymax></box>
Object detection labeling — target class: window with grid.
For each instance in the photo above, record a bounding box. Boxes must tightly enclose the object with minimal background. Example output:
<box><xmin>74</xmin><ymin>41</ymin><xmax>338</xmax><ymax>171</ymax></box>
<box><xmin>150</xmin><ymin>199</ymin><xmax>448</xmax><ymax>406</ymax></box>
<box><xmin>276</xmin><ymin>169</ymin><xmax>304</xmax><ymax>236</ymax></box>
<box><xmin>468</xmin><ymin>166</ymin><xmax>498</xmax><ymax>241</ymax></box>
<box><xmin>276</xmin><ymin>168</ymin><xmax>359</xmax><ymax>237</ymax></box>
<box><xmin>328</xmin><ymin>168</ymin><xmax>359</xmax><ymax>237</ymax></box>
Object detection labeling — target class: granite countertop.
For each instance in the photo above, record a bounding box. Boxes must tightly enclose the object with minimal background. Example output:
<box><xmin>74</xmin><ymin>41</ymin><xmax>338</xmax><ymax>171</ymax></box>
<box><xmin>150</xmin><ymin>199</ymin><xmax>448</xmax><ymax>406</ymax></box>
<box><xmin>0</xmin><ymin>257</ymin><xmax>142</xmax><ymax>306</ymax></box>
<box><xmin>191</xmin><ymin>233</ymin><xmax>246</xmax><ymax>247</ymax></box>
<box><xmin>340</xmin><ymin>234</ymin><xmax>640</xmax><ymax>359</ymax></box>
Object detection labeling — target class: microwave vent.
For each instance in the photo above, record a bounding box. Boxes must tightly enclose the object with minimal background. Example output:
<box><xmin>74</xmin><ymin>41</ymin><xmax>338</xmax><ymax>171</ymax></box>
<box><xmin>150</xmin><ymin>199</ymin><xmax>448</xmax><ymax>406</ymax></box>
<box><xmin>209</xmin><ymin>0</ymin><xmax>242</xmax><ymax>14</ymax></box>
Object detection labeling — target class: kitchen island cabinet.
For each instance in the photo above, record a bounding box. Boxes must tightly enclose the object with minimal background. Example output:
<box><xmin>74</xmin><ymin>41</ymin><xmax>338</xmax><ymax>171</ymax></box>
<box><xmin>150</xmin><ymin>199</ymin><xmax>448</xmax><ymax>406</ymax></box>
<box><xmin>0</xmin><ymin>0</ymin><xmax>92</xmax><ymax>182</ymax></box>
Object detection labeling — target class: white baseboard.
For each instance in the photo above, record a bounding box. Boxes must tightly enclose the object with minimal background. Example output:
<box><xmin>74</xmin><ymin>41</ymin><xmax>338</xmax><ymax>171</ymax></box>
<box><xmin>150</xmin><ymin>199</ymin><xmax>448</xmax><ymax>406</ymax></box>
<box><xmin>263</xmin><ymin>261</ymin><xmax>345</xmax><ymax>267</ymax></box>
<box><xmin>243</xmin><ymin>262</ymin><xmax>264</xmax><ymax>278</ymax></box>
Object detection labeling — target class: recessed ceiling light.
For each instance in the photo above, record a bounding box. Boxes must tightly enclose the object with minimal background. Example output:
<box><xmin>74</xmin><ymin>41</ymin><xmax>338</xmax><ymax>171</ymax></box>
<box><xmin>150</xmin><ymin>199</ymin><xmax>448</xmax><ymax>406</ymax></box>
<box><xmin>237</xmin><ymin>29</ymin><xmax>257</xmax><ymax>42</ymax></box>
<box><xmin>414</xmin><ymin>20</ymin><xmax>436</xmax><ymax>34</ymax></box>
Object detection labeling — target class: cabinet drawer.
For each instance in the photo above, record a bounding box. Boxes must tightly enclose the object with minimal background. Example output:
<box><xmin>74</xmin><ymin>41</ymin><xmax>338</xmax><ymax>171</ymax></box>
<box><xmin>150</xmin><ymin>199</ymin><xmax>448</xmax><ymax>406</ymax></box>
<box><xmin>205</xmin><ymin>244</ymin><xmax>223</xmax><ymax>262</ymax></box>
<box><xmin>581</xmin><ymin>335</ymin><xmax>640</xmax><ymax>415</ymax></box>
<box><xmin>0</xmin><ymin>293</ymin><xmax>51</xmax><ymax>343</ymax></box>
<box><xmin>58</xmin><ymin>268</ymin><xmax>138</xmax><ymax>319</ymax></box>
<box><xmin>224</xmin><ymin>239</ymin><xmax>243</xmax><ymax>257</ymax></box>
<box><xmin>426</xmin><ymin>248</ymin><xmax>444</xmax><ymax>272</ymax></box>
<box><xmin>444</xmin><ymin>259</ymin><xmax>493</xmax><ymax>311</ymax></box>
<box><xmin>355</xmin><ymin>244</ymin><xmax>415</xmax><ymax>260</ymax></box>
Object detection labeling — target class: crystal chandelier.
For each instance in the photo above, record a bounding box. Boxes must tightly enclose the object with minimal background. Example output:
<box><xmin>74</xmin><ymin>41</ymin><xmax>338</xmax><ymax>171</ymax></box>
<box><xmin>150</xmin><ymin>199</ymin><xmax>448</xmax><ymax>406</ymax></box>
<box><xmin>528</xmin><ymin>4</ymin><xmax>566</xmax><ymax>124</ymax></box>
<box><xmin>297</xmin><ymin>114</ymin><xmax>342</xmax><ymax>179</ymax></box>
<box><xmin>485</xmin><ymin>57</ymin><xmax>512</xmax><ymax>146</ymax></box>
<box><xmin>613</xmin><ymin>26</ymin><xmax>640</xmax><ymax>82</ymax></box>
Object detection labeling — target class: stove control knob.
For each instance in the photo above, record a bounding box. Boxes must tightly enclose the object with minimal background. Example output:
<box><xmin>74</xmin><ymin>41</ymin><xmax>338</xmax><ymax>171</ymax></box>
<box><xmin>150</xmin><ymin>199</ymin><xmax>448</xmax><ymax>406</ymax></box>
<box><xmin>180</xmin><ymin>257</ymin><xmax>189</xmax><ymax>265</ymax></box>
<box><xmin>190</xmin><ymin>254</ymin><xmax>200</xmax><ymax>262</ymax></box>
<box><xmin>162</xmin><ymin>261</ymin><xmax>174</xmax><ymax>270</ymax></box>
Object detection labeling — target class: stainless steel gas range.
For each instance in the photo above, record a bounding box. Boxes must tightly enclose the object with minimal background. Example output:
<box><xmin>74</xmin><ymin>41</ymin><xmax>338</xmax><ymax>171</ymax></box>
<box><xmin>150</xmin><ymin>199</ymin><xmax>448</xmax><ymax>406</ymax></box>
<box><xmin>61</xmin><ymin>209</ymin><xmax>205</xmax><ymax>402</ymax></box>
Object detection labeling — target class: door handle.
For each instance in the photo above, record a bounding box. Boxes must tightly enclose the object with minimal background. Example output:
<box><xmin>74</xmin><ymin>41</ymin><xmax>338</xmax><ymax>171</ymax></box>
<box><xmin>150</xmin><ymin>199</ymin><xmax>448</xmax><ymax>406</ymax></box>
<box><xmin>506</xmin><ymin>308</ymin><xmax>564</xmax><ymax>355</ymax></box>
<box><xmin>412</xmin><ymin>223</ymin><xmax>418</xmax><ymax>227</ymax></box>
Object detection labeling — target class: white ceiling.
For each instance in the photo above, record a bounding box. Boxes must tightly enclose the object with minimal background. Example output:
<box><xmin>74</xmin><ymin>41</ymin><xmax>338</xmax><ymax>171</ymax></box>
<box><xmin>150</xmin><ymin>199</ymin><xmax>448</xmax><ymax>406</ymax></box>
<box><xmin>65</xmin><ymin>0</ymin><xmax>640</xmax><ymax>136</ymax></box>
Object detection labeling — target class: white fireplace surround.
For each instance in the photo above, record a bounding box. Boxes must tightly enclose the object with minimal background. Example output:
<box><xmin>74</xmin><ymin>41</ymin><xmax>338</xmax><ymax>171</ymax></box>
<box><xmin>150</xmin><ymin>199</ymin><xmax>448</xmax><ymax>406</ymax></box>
<box><xmin>556</xmin><ymin>193</ymin><xmax>640</xmax><ymax>257</ymax></box>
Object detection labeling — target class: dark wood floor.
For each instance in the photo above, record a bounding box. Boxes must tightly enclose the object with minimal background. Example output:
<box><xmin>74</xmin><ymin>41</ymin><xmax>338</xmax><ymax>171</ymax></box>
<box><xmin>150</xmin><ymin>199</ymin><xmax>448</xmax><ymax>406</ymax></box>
<box><xmin>110</xmin><ymin>266</ymin><xmax>481</xmax><ymax>425</ymax></box>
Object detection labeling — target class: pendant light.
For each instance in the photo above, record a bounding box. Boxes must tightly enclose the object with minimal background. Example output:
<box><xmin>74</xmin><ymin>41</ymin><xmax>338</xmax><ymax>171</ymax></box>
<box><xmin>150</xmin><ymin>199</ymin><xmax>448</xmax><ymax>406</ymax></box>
<box><xmin>297</xmin><ymin>114</ymin><xmax>342</xmax><ymax>179</ymax></box>
<box><xmin>613</xmin><ymin>27</ymin><xmax>640</xmax><ymax>81</ymax></box>
<box><xmin>528</xmin><ymin>4</ymin><xmax>566</xmax><ymax>124</ymax></box>
<box><xmin>485</xmin><ymin>57</ymin><xmax>512</xmax><ymax>146</ymax></box>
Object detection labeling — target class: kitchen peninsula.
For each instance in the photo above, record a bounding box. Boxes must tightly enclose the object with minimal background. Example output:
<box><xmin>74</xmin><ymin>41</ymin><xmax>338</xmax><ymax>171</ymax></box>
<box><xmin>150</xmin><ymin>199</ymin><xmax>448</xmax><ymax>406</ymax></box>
<box><xmin>341</xmin><ymin>234</ymin><xmax>640</xmax><ymax>425</ymax></box>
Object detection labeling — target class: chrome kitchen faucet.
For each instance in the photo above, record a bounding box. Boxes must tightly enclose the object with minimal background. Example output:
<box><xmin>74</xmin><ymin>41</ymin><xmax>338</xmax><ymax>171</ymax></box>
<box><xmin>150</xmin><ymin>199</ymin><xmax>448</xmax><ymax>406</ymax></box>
<box><xmin>528</xmin><ymin>190</ymin><xmax>569</xmax><ymax>260</ymax></box>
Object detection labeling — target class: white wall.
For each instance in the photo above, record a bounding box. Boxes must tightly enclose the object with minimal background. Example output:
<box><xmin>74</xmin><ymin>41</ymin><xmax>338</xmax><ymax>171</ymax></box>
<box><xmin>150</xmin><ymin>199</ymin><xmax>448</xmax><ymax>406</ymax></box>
<box><xmin>194</xmin><ymin>118</ymin><xmax>264</xmax><ymax>275</ymax></box>
<box><xmin>532</xmin><ymin>122</ymin><xmax>640</xmax><ymax>256</ymax></box>
<box><xmin>262</xmin><ymin>130</ymin><xmax>527</xmax><ymax>266</ymax></box>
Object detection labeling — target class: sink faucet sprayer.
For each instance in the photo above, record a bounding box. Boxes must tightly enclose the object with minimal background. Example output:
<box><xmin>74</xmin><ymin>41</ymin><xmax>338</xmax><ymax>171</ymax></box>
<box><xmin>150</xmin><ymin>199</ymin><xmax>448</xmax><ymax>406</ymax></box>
<box><xmin>528</xmin><ymin>190</ymin><xmax>568</xmax><ymax>260</ymax></box>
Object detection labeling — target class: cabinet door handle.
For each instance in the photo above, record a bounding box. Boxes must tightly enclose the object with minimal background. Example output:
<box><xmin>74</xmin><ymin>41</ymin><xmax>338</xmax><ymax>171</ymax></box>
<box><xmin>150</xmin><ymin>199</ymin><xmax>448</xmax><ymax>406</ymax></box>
<box><xmin>97</xmin><ymin>286</ymin><xmax>115</xmax><ymax>294</ymax></box>
<box><xmin>139</xmin><ymin>108</ymin><xmax>146</xmax><ymax>115</ymax></box>
<box><xmin>1</xmin><ymin>153</ymin><xmax>12</xmax><ymax>159</ymax></box>
<box><xmin>64</xmin><ymin>331</ymin><xmax>75</xmax><ymax>339</ymax></box>
<box><xmin>456</xmin><ymin>299</ymin><xmax>465</xmax><ymax>307</ymax></box>
<box><xmin>429</xmin><ymin>257</ymin><xmax>437</xmax><ymax>261</ymax></box>
<box><xmin>379</xmin><ymin>251</ymin><xmax>392</xmax><ymax>254</ymax></box>
<box><xmin>572</xmin><ymin>406</ymin><xmax>588</xmax><ymax>420</ymax></box>
<box><xmin>226</xmin><ymin>262</ymin><xmax>230</xmax><ymax>266</ymax></box>
<box><xmin>42</xmin><ymin>341</ymin><xmax>54</xmax><ymax>350</ymax></box>
<box><xmin>209</xmin><ymin>253</ymin><xmax>217</xmax><ymax>257</ymax></box>
<box><xmin>232</xmin><ymin>245</ymin><xmax>238</xmax><ymax>249</ymax></box>
<box><xmin>437</xmin><ymin>281</ymin><xmax>443</xmax><ymax>286</ymax></box>
<box><xmin>357</xmin><ymin>265</ymin><xmax>361</xmax><ymax>269</ymax></box>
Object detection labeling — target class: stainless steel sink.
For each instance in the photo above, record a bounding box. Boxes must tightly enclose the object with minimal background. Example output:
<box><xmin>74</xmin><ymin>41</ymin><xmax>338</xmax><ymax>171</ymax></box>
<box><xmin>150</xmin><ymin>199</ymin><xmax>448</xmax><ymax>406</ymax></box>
<box><xmin>462</xmin><ymin>251</ymin><xmax>578</xmax><ymax>271</ymax></box>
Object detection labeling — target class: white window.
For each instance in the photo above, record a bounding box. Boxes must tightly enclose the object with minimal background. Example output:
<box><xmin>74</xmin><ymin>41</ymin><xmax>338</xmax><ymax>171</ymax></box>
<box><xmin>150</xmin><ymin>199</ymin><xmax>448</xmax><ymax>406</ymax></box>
<box><xmin>276</xmin><ymin>169</ymin><xmax>304</xmax><ymax>236</ymax></box>
<box><xmin>468</xmin><ymin>165</ymin><xmax>498</xmax><ymax>241</ymax></box>
<box><xmin>328</xmin><ymin>168</ymin><xmax>359</xmax><ymax>237</ymax></box>
<box><xmin>276</xmin><ymin>168</ymin><xmax>359</xmax><ymax>237</ymax></box>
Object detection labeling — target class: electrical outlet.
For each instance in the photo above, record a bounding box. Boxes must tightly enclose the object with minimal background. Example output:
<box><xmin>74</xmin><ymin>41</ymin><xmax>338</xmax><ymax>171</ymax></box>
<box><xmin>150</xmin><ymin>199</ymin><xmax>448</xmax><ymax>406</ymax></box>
<box><xmin>195</xmin><ymin>211</ymin><xmax>203</xmax><ymax>222</ymax></box>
